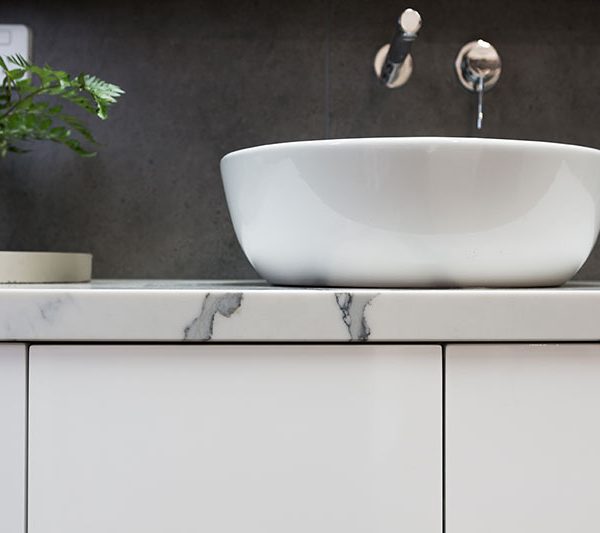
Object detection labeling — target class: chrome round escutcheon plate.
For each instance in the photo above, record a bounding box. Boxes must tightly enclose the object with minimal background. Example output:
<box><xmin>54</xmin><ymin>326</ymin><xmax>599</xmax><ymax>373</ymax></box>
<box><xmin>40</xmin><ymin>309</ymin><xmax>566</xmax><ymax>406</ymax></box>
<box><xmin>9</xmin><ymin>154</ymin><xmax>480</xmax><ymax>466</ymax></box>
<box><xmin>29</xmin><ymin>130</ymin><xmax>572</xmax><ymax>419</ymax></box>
<box><xmin>373</xmin><ymin>44</ymin><xmax>414</xmax><ymax>88</ymax></box>
<box><xmin>455</xmin><ymin>39</ymin><xmax>501</xmax><ymax>91</ymax></box>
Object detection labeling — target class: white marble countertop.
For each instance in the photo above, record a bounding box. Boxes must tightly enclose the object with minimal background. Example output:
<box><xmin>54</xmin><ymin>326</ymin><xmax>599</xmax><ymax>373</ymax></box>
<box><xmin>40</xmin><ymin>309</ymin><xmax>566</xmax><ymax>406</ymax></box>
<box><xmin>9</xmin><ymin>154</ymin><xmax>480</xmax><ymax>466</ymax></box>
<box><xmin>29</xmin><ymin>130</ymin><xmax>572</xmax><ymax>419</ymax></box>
<box><xmin>0</xmin><ymin>279</ymin><xmax>600</xmax><ymax>342</ymax></box>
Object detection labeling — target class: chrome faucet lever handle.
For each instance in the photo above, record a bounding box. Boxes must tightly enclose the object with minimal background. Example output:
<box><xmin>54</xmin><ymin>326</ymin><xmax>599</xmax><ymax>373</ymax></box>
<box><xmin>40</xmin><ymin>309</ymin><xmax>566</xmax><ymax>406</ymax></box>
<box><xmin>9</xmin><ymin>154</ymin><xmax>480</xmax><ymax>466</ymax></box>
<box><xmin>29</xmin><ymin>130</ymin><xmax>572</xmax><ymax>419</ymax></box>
<box><xmin>374</xmin><ymin>8</ymin><xmax>422</xmax><ymax>88</ymax></box>
<box><xmin>476</xmin><ymin>76</ymin><xmax>484</xmax><ymax>130</ymax></box>
<box><xmin>455</xmin><ymin>39</ymin><xmax>502</xmax><ymax>130</ymax></box>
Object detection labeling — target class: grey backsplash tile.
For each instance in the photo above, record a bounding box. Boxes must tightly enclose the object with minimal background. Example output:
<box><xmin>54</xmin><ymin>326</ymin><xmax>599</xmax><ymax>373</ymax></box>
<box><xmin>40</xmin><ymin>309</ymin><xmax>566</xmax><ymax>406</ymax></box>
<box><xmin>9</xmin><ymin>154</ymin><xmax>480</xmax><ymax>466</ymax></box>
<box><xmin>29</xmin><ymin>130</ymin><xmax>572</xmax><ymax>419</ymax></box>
<box><xmin>2</xmin><ymin>0</ymin><xmax>600</xmax><ymax>281</ymax></box>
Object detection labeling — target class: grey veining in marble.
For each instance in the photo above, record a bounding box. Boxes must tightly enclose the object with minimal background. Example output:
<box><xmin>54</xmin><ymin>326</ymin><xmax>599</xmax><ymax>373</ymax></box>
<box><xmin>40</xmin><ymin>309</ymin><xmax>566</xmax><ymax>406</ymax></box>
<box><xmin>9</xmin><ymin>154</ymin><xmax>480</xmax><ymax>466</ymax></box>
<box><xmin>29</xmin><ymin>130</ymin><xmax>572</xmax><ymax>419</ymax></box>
<box><xmin>335</xmin><ymin>293</ymin><xmax>377</xmax><ymax>342</ymax></box>
<box><xmin>184</xmin><ymin>293</ymin><xmax>244</xmax><ymax>341</ymax></box>
<box><xmin>39</xmin><ymin>296</ymin><xmax>70</xmax><ymax>324</ymax></box>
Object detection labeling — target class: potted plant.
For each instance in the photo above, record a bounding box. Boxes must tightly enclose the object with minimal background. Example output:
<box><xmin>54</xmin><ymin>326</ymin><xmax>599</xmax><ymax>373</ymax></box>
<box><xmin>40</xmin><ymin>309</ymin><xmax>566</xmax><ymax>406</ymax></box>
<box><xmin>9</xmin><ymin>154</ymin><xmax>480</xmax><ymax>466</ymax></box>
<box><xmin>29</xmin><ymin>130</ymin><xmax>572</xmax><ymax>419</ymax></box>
<box><xmin>0</xmin><ymin>55</ymin><xmax>123</xmax><ymax>282</ymax></box>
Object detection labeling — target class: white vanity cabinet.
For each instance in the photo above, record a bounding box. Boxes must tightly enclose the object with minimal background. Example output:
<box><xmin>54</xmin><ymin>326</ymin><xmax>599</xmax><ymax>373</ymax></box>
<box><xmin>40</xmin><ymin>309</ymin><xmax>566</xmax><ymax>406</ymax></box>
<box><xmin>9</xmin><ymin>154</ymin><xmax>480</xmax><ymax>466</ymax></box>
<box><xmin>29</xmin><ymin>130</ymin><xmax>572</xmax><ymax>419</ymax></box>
<box><xmin>27</xmin><ymin>344</ymin><xmax>442</xmax><ymax>533</ymax></box>
<box><xmin>6</xmin><ymin>281</ymin><xmax>600</xmax><ymax>533</ymax></box>
<box><xmin>446</xmin><ymin>344</ymin><xmax>600</xmax><ymax>533</ymax></box>
<box><xmin>0</xmin><ymin>344</ymin><xmax>27</xmax><ymax>533</ymax></box>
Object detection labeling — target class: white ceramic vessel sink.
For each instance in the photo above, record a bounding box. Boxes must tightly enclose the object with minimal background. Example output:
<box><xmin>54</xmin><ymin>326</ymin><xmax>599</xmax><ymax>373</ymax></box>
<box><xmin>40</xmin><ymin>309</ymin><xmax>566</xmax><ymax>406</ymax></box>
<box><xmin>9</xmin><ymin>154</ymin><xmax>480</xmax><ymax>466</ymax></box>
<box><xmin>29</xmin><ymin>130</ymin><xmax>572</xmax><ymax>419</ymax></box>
<box><xmin>221</xmin><ymin>138</ymin><xmax>600</xmax><ymax>287</ymax></box>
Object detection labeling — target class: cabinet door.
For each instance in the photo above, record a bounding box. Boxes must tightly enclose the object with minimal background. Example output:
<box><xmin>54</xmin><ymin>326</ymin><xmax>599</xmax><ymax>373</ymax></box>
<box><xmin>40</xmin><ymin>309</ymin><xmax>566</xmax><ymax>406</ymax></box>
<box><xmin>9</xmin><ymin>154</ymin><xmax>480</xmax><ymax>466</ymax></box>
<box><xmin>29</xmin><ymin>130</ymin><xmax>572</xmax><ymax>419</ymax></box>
<box><xmin>446</xmin><ymin>344</ymin><xmax>600</xmax><ymax>533</ymax></box>
<box><xmin>29</xmin><ymin>344</ymin><xmax>441</xmax><ymax>533</ymax></box>
<box><xmin>0</xmin><ymin>344</ymin><xmax>27</xmax><ymax>533</ymax></box>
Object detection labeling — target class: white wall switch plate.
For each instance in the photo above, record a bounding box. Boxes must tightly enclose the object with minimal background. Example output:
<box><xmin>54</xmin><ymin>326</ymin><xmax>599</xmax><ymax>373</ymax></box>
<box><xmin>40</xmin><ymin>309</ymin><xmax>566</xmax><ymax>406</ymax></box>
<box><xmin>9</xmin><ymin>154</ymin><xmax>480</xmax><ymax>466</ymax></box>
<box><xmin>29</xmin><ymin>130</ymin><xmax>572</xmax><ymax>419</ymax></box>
<box><xmin>0</xmin><ymin>24</ymin><xmax>32</xmax><ymax>79</ymax></box>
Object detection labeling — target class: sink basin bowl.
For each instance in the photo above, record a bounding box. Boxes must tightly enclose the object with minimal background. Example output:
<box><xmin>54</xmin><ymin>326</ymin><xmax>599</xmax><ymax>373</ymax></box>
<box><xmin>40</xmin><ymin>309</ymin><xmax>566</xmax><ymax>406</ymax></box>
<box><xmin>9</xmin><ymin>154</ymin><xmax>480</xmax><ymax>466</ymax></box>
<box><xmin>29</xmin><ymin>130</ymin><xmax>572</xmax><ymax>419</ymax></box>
<box><xmin>221</xmin><ymin>137</ymin><xmax>600</xmax><ymax>287</ymax></box>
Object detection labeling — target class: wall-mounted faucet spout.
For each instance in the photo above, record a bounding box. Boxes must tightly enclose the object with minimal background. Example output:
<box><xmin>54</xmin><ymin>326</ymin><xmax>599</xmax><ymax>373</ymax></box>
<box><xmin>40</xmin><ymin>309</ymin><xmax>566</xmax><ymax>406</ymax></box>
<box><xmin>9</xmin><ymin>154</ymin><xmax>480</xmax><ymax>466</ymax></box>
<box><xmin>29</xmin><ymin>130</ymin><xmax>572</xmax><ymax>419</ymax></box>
<box><xmin>374</xmin><ymin>8</ymin><xmax>422</xmax><ymax>88</ymax></box>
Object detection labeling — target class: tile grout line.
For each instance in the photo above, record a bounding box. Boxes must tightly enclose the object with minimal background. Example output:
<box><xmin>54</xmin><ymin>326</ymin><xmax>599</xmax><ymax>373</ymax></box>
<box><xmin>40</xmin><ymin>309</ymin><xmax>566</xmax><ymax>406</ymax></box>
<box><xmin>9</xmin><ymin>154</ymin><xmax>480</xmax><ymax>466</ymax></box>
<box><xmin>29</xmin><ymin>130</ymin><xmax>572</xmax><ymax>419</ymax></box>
<box><xmin>442</xmin><ymin>344</ymin><xmax>446</xmax><ymax>533</ymax></box>
<box><xmin>324</xmin><ymin>0</ymin><xmax>332</xmax><ymax>139</ymax></box>
<box><xmin>24</xmin><ymin>344</ymin><xmax>29</xmax><ymax>533</ymax></box>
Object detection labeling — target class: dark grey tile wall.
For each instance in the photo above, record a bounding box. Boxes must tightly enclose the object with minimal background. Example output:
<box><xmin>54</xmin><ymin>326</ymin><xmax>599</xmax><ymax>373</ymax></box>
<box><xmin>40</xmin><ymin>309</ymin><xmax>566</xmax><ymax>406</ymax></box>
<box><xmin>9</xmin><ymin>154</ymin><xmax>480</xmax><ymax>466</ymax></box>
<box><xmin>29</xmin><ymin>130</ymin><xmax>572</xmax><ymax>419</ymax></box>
<box><xmin>2</xmin><ymin>0</ymin><xmax>600</xmax><ymax>280</ymax></box>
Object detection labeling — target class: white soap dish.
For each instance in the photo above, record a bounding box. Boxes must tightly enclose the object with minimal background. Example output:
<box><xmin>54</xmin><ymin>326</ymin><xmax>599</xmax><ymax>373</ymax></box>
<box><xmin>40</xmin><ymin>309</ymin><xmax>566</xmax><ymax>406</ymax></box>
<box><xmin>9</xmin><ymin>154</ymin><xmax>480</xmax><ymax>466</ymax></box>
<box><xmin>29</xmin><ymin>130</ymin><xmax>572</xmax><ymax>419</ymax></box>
<box><xmin>0</xmin><ymin>252</ymin><xmax>92</xmax><ymax>283</ymax></box>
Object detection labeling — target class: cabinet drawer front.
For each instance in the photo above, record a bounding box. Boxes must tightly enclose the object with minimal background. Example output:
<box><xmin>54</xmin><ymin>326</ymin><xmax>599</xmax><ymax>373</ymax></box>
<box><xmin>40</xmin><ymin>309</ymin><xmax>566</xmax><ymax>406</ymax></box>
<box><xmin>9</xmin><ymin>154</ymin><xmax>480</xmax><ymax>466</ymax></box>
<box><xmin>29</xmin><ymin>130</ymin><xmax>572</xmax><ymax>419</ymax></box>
<box><xmin>447</xmin><ymin>344</ymin><xmax>600</xmax><ymax>533</ymax></box>
<box><xmin>0</xmin><ymin>344</ymin><xmax>27</xmax><ymax>533</ymax></box>
<box><xmin>29</xmin><ymin>344</ymin><xmax>441</xmax><ymax>533</ymax></box>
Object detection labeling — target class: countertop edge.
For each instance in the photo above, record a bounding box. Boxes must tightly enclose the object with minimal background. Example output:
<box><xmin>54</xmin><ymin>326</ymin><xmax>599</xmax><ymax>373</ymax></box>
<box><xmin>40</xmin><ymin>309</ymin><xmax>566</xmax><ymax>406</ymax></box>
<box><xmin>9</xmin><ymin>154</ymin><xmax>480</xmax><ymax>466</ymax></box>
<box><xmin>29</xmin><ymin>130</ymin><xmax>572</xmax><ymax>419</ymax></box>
<box><xmin>1</xmin><ymin>280</ymin><xmax>599</xmax><ymax>342</ymax></box>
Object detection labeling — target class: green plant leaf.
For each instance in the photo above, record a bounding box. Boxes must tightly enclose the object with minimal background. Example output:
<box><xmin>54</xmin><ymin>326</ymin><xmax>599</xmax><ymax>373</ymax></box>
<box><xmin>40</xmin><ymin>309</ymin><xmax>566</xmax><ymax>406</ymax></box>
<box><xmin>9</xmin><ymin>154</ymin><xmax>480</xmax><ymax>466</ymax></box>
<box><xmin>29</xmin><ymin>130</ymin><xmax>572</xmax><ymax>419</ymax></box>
<box><xmin>82</xmin><ymin>75</ymin><xmax>125</xmax><ymax>119</ymax></box>
<box><xmin>7</xmin><ymin>54</ymin><xmax>31</xmax><ymax>69</ymax></box>
<box><xmin>61</xmin><ymin>114</ymin><xmax>97</xmax><ymax>144</ymax></box>
<box><xmin>0</xmin><ymin>55</ymin><xmax>123</xmax><ymax>157</ymax></box>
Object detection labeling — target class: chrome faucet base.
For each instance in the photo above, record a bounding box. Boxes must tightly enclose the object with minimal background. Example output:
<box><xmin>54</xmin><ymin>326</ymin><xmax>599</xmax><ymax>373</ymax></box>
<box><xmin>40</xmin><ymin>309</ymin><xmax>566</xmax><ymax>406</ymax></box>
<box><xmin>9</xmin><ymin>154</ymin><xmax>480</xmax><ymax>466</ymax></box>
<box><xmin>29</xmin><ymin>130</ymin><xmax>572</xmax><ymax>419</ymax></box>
<box><xmin>455</xmin><ymin>39</ymin><xmax>502</xmax><ymax>130</ymax></box>
<box><xmin>455</xmin><ymin>40</ymin><xmax>502</xmax><ymax>92</ymax></box>
<box><xmin>374</xmin><ymin>45</ymin><xmax>414</xmax><ymax>88</ymax></box>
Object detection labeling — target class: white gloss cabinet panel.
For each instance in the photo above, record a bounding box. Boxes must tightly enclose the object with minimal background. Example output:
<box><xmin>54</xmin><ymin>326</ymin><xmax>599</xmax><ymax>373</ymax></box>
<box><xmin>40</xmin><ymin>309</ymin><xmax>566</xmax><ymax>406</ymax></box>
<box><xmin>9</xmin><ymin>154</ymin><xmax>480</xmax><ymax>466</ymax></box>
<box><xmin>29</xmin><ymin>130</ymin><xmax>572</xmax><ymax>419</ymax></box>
<box><xmin>446</xmin><ymin>344</ymin><xmax>600</xmax><ymax>533</ymax></box>
<box><xmin>29</xmin><ymin>344</ymin><xmax>442</xmax><ymax>533</ymax></box>
<box><xmin>0</xmin><ymin>344</ymin><xmax>27</xmax><ymax>533</ymax></box>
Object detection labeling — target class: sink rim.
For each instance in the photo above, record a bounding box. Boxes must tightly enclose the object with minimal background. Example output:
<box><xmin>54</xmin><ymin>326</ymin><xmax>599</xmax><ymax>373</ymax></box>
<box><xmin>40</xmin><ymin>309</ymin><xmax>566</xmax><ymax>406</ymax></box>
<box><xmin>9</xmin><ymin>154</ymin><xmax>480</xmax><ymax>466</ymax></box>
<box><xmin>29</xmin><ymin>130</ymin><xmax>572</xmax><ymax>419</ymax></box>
<box><xmin>221</xmin><ymin>136</ymin><xmax>600</xmax><ymax>163</ymax></box>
